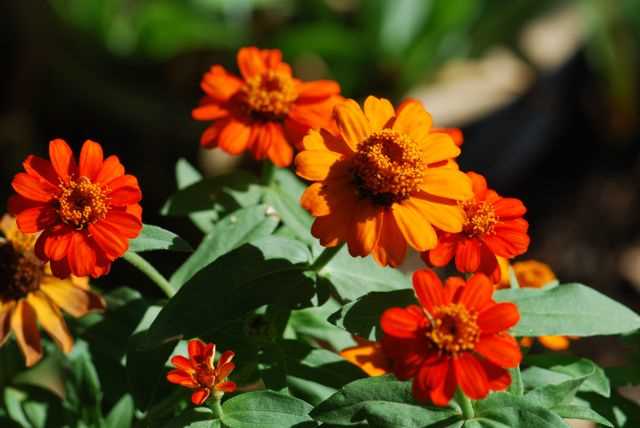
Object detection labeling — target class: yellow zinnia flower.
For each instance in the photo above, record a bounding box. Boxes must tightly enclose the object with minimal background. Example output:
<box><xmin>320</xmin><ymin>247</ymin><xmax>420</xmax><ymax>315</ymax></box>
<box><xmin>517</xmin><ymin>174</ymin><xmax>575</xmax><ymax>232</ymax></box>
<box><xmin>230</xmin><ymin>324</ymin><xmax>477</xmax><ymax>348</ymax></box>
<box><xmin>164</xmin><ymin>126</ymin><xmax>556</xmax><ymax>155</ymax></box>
<box><xmin>295</xmin><ymin>96</ymin><xmax>472</xmax><ymax>267</ymax></box>
<box><xmin>0</xmin><ymin>215</ymin><xmax>105</xmax><ymax>366</ymax></box>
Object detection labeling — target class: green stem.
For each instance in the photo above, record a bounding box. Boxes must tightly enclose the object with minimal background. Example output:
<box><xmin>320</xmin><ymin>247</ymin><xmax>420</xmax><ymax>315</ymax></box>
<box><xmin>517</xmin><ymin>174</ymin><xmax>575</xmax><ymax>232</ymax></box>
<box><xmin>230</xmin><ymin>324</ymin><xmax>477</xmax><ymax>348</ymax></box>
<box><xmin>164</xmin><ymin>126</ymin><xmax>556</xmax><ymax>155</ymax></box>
<box><xmin>310</xmin><ymin>243</ymin><xmax>345</xmax><ymax>273</ymax></box>
<box><xmin>456</xmin><ymin>388</ymin><xmax>475</xmax><ymax>419</ymax></box>
<box><xmin>210</xmin><ymin>393</ymin><xmax>224</xmax><ymax>419</ymax></box>
<box><xmin>123</xmin><ymin>251</ymin><xmax>175</xmax><ymax>298</ymax></box>
<box><xmin>261</xmin><ymin>161</ymin><xmax>276</xmax><ymax>186</ymax></box>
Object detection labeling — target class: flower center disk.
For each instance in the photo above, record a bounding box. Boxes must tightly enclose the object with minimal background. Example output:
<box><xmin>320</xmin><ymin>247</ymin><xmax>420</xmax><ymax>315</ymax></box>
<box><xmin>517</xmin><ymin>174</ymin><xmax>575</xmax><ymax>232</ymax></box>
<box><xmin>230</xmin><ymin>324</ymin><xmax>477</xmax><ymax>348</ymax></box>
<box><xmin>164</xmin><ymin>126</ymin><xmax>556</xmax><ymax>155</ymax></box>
<box><xmin>241</xmin><ymin>70</ymin><xmax>297</xmax><ymax>121</ymax></box>
<box><xmin>352</xmin><ymin>129</ymin><xmax>424</xmax><ymax>205</ymax></box>
<box><xmin>0</xmin><ymin>242</ymin><xmax>42</xmax><ymax>301</ymax></box>
<box><xmin>57</xmin><ymin>176</ymin><xmax>109</xmax><ymax>229</ymax></box>
<box><xmin>427</xmin><ymin>304</ymin><xmax>480</xmax><ymax>355</ymax></box>
<box><xmin>461</xmin><ymin>200</ymin><xmax>498</xmax><ymax>236</ymax></box>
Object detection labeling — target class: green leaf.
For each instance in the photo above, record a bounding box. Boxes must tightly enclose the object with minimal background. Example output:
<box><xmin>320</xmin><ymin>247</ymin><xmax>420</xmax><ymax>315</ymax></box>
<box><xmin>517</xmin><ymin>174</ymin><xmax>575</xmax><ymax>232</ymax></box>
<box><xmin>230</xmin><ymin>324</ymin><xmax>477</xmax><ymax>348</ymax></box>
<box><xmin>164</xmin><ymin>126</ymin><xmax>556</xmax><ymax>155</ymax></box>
<box><xmin>552</xmin><ymin>405</ymin><xmax>613</xmax><ymax>427</ymax></box>
<box><xmin>521</xmin><ymin>358</ymin><xmax>610</xmax><ymax>398</ymax></box>
<box><xmin>128</xmin><ymin>224</ymin><xmax>192</xmax><ymax>253</ymax></box>
<box><xmin>319</xmin><ymin>246</ymin><xmax>410</xmax><ymax>301</ymax></box>
<box><xmin>162</xmin><ymin>170</ymin><xmax>263</xmax><ymax>217</ymax></box>
<box><xmin>105</xmin><ymin>395</ymin><xmax>135</xmax><ymax>428</ymax></box>
<box><xmin>289</xmin><ymin>300</ymin><xmax>356</xmax><ymax>351</ymax></box>
<box><xmin>264</xmin><ymin>168</ymin><xmax>314</xmax><ymax>245</ymax></box>
<box><xmin>162</xmin><ymin>407</ymin><xmax>217</xmax><ymax>428</ymax></box>
<box><xmin>174</xmin><ymin>158</ymin><xmax>217</xmax><ymax>233</ymax></box>
<box><xmin>64</xmin><ymin>341</ymin><xmax>103</xmax><ymax>420</ymax></box>
<box><xmin>311</xmin><ymin>376</ymin><xmax>459</xmax><ymax>427</ymax></box>
<box><xmin>221</xmin><ymin>390</ymin><xmax>316</xmax><ymax>428</ymax></box>
<box><xmin>170</xmin><ymin>205</ymin><xmax>279</xmax><ymax>288</ymax></box>
<box><xmin>329</xmin><ymin>290</ymin><xmax>414</xmax><ymax>340</ymax></box>
<box><xmin>495</xmin><ymin>283</ymin><xmax>640</xmax><ymax>336</ymax></box>
<box><xmin>472</xmin><ymin>393</ymin><xmax>567</xmax><ymax>428</ymax></box>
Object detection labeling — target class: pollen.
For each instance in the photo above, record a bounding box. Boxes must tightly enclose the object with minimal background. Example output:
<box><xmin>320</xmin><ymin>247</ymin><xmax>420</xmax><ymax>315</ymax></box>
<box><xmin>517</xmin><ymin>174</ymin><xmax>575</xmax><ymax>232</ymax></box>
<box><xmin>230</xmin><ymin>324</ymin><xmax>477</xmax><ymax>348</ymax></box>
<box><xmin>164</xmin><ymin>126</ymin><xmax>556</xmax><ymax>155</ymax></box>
<box><xmin>0</xmin><ymin>242</ymin><xmax>42</xmax><ymax>301</ymax></box>
<box><xmin>351</xmin><ymin>129</ymin><xmax>424</xmax><ymax>206</ymax></box>
<box><xmin>240</xmin><ymin>70</ymin><xmax>298</xmax><ymax>120</ymax></box>
<box><xmin>57</xmin><ymin>176</ymin><xmax>110</xmax><ymax>229</ymax></box>
<box><xmin>461</xmin><ymin>200</ymin><xmax>498</xmax><ymax>236</ymax></box>
<box><xmin>426</xmin><ymin>304</ymin><xmax>480</xmax><ymax>355</ymax></box>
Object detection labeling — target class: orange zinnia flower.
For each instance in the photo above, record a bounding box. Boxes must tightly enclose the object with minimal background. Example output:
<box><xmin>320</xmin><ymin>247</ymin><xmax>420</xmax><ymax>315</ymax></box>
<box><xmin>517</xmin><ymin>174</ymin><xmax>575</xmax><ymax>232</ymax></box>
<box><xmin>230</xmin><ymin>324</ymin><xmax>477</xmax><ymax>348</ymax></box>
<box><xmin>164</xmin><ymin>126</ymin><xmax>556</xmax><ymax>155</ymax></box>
<box><xmin>167</xmin><ymin>339</ymin><xmax>236</xmax><ymax>405</ymax></box>
<box><xmin>295</xmin><ymin>96</ymin><xmax>472</xmax><ymax>267</ymax></box>
<box><xmin>0</xmin><ymin>215</ymin><xmax>105</xmax><ymax>367</ymax></box>
<box><xmin>193</xmin><ymin>46</ymin><xmax>341</xmax><ymax>167</ymax></box>
<box><xmin>9</xmin><ymin>139</ymin><xmax>143</xmax><ymax>278</ymax></box>
<box><xmin>425</xmin><ymin>172</ymin><xmax>529</xmax><ymax>282</ymax></box>
<box><xmin>431</xmin><ymin>128</ymin><xmax>463</xmax><ymax>146</ymax></box>
<box><xmin>380</xmin><ymin>269</ymin><xmax>521</xmax><ymax>406</ymax></box>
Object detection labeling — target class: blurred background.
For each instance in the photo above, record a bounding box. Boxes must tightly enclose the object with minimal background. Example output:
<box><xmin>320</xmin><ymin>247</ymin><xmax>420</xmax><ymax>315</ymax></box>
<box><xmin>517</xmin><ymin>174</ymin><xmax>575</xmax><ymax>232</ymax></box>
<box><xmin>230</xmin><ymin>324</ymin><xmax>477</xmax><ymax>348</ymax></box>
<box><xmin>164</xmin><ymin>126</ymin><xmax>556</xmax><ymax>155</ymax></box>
<box><xmin>1</xmin><ymin>0</ymin><xmax>640</xmax><ymax>370</ymax></box>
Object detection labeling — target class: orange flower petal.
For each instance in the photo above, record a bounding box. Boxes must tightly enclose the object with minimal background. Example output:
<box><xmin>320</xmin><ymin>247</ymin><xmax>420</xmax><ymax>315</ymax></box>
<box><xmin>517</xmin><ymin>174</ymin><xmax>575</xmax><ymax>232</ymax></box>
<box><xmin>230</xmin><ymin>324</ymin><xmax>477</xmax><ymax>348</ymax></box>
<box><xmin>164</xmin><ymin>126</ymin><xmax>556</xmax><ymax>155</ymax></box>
<box><xmin>334</xmin><ymin>99</ymin><xmax>371</xmax><ymax>150</ymax></box>
<box><xmin>200</xmin><ymin>119</ymin><xmax>229</xmax><ymax>149</ymax></box>
<box><xmin>218</xmin><ymin>120</ymin><xmax>252</xmax><ymax>155</ymax></box>
<box><xmin>372</xmin><ymin>211</ymin><xmax>407</xmax><ymax>267</ymax></box>
<box><xmin>295</xmin><ymin>151</ymin><xmax>344</xmax><ymax>181</ymax></box>
<box><xmin>12</xmin><ymin>173</ymin><xmax>56</xmax><ymax>202</ymax></box>
<box><xmin>215</xmin><ymin>381</ymin><xmax>236</xmax><ymax>393</ymax></box>
<box><xmin>300</xmin><ymin>129</ymin><xmax>353</xmax><ymax>156</ymax></box>
<box><xmin>421</xmin><ymin>168</ymin><xmax>472</xmax><ymax>201</ymax></box>
<box><xmin>493</xmin><ymin>198</ymin><xmax>527</xmax><ymax>218</ymax></box>
<box><xmin>11</xmin><ymin>300</ymin><xmax>42</xmax><ymax>367</ymax></box>
<box><xmin>237</xmin><ymin>46</ymin><xmax>267</xmax><ymax>80</ymax></box>
<box><xmin>427</xmin><ymin>235</ymin><xmax>456</xmax><ymax>267</ymax></box>
<box><xmin>192</xmin><ymin>100</ymin><xmax>229</xmax><ymax>121</ymax></box>
<box><xmin>431</xmin><ymin>128</ymin><xmax>463</xmax><ymax>146</ymax></box>
<box><xmin>310</xmin><ymin>203</ymin><xmax>353</xmax><ymax>247</ymax></box>
<box><xmin>170</xmin><ymin>355</ymin><xmax>194</xmax><ymax>372</ymax></box>
<box><xmin>347</xmin><ymin>203</ymin><xmax>382</xmax><ymax>257</ymax></box>
<box><xmin>297</xmin><ymin>80</ymin><xmax>340</xmax><ymax>99</ymax></box>
<box><xmin>167</xmin><ymin>370</ymin><xmax>197</xmax><ymax>388</ymax></box>
<box><xmin>538</xmin><ymin>336</ymin><xmax>571</xmax><ymax>351</ymax></box>
<box><xmin>391</xmin><ymin>200</ymin><xmax>438</xmax><ymax>251</ymax></box>
<box><xmin>422</xmin><ymin>133</ymin><xmax>461</xmax><ymax>165</ymax></box>
<box><xmin>412</xmin><ymin>193</ymin><xmax>464</xmax><ymax>233</ymax></box>
<box><xmin>266</xmin><ymin>124</ymin><xmax>294</xmax><ymax>167</ymax></box>
<box><xmin>380</xmin><ymin>306</ymin><xmax>424</xmax><ymax>339</ymax></box>
<box><xmin>200</xmin><ymin>65</ymin><xmax>243</xmax><ymax>101</ymax></box>
<box><xmin>79</xmin><ymin>140</ymin><xmax>104</xmax><ymax>181</ymax></box>
<box><xmin>459</xmin><ymin>273</ymin><xmax>493</xmax><ymax>311</ymax></box>
<box><xmin>393</xmin><ymin>99</ymin><xmax>432</xmax><ymax>143</ymax></box>
<box><xmin>363</xmin><ymin>96</ymin><xmax>394</xmax><ymax>131</ymax></box>
<box><xmin>0</xmin><ymin>303</ymin><xmax>14</xmax><ymax>347</ymax></box>
<box><xmin>49</xmin><ymin>139</ymin><xmax>77</xmax><ymax>182</ymax></box>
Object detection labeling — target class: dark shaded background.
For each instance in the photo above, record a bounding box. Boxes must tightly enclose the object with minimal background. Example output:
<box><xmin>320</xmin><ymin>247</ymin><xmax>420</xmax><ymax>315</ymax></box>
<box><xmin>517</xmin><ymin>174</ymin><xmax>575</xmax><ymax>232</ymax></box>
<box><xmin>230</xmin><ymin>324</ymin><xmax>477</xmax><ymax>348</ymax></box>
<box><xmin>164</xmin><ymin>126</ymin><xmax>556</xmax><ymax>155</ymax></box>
<box><xmin>2</xmin><ymin>0</ymin><xmax>640</xmax><ymax>363</ymax></box>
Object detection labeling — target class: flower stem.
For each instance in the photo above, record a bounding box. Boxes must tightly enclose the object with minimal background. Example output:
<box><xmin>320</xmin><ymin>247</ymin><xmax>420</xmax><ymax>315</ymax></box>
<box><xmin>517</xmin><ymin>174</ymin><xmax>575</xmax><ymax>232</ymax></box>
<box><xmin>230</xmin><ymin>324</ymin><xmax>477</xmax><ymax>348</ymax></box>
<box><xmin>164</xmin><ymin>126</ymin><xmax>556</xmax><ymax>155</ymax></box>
<box><xmin>210</xmin><ymin>392</ymin><xmax>225</xmax><ymax>419</ymax></box>
<box><xmin>310</xmin><ymin>243</ymin><xmax>344</xmax><ymax>273</ymax></box>
<box><xmin>456</xmin><ymin>389</ymin><xmax>475</xmax><ymax>419</ymax></box>
<box><xmin>123</xmin><ymin>251</ymin><xmax>175</xmax><ymax>298</ymax></box>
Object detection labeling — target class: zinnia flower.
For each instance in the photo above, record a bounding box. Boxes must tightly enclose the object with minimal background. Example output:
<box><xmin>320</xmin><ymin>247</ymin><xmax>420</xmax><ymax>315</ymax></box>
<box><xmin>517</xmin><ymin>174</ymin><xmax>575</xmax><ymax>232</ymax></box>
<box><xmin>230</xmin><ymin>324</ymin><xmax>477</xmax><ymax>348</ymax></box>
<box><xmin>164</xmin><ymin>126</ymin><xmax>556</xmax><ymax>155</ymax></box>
<box><xmin>380</xmin><ymin>269</ymin><xmax>521</xmax><ymax>406</ymax></box>
<box><xmin>431</xmin><ymin>128</ymin><xmax>463</xmax><ymax>146</ymax></box>
<box><xmin>9</xmin><ymin>139</ymin><xmax>143</xmax><ymax>278</ymax></box>
<box><xmin>167</xmin><ymin>339</ymin><xmax>236</xmax><ymax>405</ymax></box>
<box><xmin>295</xmin><ymin>96</ymin><xmax>472</xmax><ymax>267</ymax></box>
<box><xmin>193</xmin><ymin>46</ymin><xmax>341</xmax><ymax>167</ymax></box>
<box><xmin>425</xmin><ymin>172</ymin><xmax>529</xmax><ymax>282</ymax></box>
<box><xmin>340</xmin><ymin>337</ymin><xmax>391</xmax><ymax>377</ymax></box>
<box><xmin>0</xmin><ymin>215</ymin><xmax>105</xmax><ymax>366</ymax></box>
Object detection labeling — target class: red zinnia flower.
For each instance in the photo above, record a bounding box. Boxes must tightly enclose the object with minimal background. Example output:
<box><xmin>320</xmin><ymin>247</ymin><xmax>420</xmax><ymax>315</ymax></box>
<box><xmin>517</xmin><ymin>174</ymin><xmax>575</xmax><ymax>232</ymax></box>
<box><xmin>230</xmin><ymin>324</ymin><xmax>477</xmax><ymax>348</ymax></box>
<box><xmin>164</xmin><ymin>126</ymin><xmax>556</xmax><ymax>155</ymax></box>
<box><xmin>193</xmin><ymin>46</ymin><xmax>342</xmax><ymax>167</ymax></box>
<box><xmin>167</xmin><ymin>339</ymin><xmax>236</xmax><ymax>405</ymax></box>
<box><xmin>424</xmin><ymin>172</ymin><xmax>529</xmax><ymax>282</ymax></box>
<box><xmin>9</xmin><ymin>139</ymin><xmax>142</xmax><ymax>279</ymax></box>
<box><xmin>380</xmin><ymin>269</ymin><xmax>521</xmax><ymax>406</ymax></box>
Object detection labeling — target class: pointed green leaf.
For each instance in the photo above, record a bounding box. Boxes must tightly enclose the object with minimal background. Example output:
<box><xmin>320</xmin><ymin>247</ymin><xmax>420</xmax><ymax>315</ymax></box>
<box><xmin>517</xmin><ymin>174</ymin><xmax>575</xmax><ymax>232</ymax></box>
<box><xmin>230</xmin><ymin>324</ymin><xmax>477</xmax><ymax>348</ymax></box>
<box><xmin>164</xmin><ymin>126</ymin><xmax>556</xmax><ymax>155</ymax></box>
<box><xmin>128</xmin><ymin>224</ymin><xmax>192</xmax><ymax>253</ymax></box>
<box><xmin>221</xmin><ymin>390</ymin><xmax>316</xmax><ymax>428</ymax></box>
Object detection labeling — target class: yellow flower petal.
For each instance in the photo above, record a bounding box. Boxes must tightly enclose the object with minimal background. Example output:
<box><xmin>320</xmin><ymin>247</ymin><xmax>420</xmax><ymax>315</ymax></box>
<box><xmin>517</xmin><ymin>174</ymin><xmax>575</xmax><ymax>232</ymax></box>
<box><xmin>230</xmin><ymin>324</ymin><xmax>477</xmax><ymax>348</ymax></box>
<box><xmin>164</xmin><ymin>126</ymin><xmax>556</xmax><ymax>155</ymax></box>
<box><xmin>363</xmin><ymin>96</ymin><xmax>395</xmax><ymax>131</ymax></box>
<box><xmin>0</xmin><ymin>302</ymin><xmax>15</xmax><ymax>347</ymax></box>
<box><xmin>27</xmin><ymin>292</ymin><xmax>73</xmax><ymax>354</ymax></box>
<box><xmin>295</xmin><ymin>151</ymin><xmax>345</xmax><ymax>181</ymax></box>
<box><xmin>391</xmin><ymin>199</ymin><xmax>438</xmax><ymax>251</ymax></box>
<box><xmin>393</xmin><ymin>100</ymin><xmax>432</xmax><ymax>143</ymax></box>
<box><xmin>411</xmin><ymin>193</ymin><xmax>464</xmax><ymax>233</ymax></box>
<box><xmin>40</xmin><ymin>276</ymin><xmax>105</xmax><ymax>318</ymax></box>
<box><xmin>11</xmin><ymin>300</ymin><xmax>42</xmax><ymax>367</ymax></box>
<box><xmin>422</xmin><ymin>133</ymin><xmax>461</xmax><ymax>164</ymax></box>
<box><xmin>538</xmin><ymin>336</ymin><xmax>571</xmax><ymax>351</ymax></box>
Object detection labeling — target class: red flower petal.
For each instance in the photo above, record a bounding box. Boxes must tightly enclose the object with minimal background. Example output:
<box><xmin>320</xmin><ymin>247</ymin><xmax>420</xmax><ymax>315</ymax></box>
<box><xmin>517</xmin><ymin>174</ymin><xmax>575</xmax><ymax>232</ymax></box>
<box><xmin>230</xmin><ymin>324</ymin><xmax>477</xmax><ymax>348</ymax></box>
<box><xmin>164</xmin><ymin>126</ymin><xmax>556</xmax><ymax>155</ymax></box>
<box><xmin>68</xmin><ymin>232</ymin><xmax>97</xmax><ymax>277</ymax></box>
<box><xmin>215</xmin><ymin>381</ymin><xmax>236</xmax><ymax>393</ymax></box>
<box><xmin>426</xmin><ymin>234</ymin><xmax>457</xmax><ymax>267</ymax></box>
<box><xmin>42</xmin><ymin>225</ymin><xmax>73</xmax><ymax>261</ymax></box>
<box><xmin>216</xmin><ymin>362</ymin><xmax>235</xmax><ymax>380</ymax></box>
<box><xmin>107</xmin><ymin>175</ymin><xmax>142</xmax><ymax>206</ymax></box>
<box><xmin>478</xmin><ymin>358</ymin><xmax>511</xmax><ymax>392</ymax></box>
<box><xmin>15</xmin><ymin>204</ymin><xmax>58</xmax><ymax>234</ymax></box>
<box><xmin>23</xmin><ymin>155</ymin><xmax>58</xmax><ymax>187</ymax></box>
<box><xmin>477</xmin><ymin>303</ymin><xmax>520</xmax><ymax>334</ymax></box>
<box><xmin>79</xmin><ymin>140</ymin><xmax>104</xmax><ymax>181</ymax></box>
<box><xmin>493</xmin><ymin>198</ymin><xmax>526</xmax><ymax>218</ymax></box>
<box><xmin>88</xmin><ymin>221</ymin><xmax>129</xmax><ymax>260</ymax></box>
<box><xmin>49</xmin><ymin>139</ymin><xmax>77</xmax><ymax>182</ymax></box>
<box><xmin>475</xmin><ymin>334</ymin><xmax>521</xmax><ymax>368</ymax></box>
<box><xmin>171</xmin><ymin>355</ymin><xmax>195</xmax><ymax>372</ymax></box>
<box><xmin>380</xmin><ymin>306</ymin><xmax>424</xmax><ymax>339</ymax></box>
<box><xmin>413</xmin><ymin>357</ymin><xmax>455</xmax><ymax>406</ymax></box>
<box><xmin>191</xmin><ymin>388</ymin><xmax>211</xmax><ymax>405</ymax></box>
<box><xmin>467</xmin><ymin>172</ymin><xmax>488</xmax><ymax>201</ymax></box>
<box><xmin>453</xmin><ymin>353</ymin><xmax>489</xmax><ymax>400</ymax></box>
<box><xmin>218</xmin><ymin>350</ymin><xmax>235</xmax><ymax>367</ymax></box>
<box><xmin>188</xmin><ymin>339</ymin><xmax>207</xmax><ymax>360</ymax></box>
<box><xmin>412</xmin><ymin>269</ymin><xmax>447</xmax><ymax>312</ymax></box>
<box><xmin>237</xmin><ymin>46</ymin><xmax>268</xmax><ymax>80</ymax></box>
<box><xmin>297</xmin><ymin>80</ymin><xmax>341</xmax><ymax>100</ymax></box>
<box><xmin>12</xmin><ymin>173</ymin><xmax>56</xmax><ymax>202</ymax></box>
<box><xmin>96</xmin><ymin>155</ymin><xmax>125</xmax><ymax>185</ymax></box>
<box><xmin>443</xmin><ymin>276</ymin><xmax>466</xmax><ymax>303</ymax></box>
<box><xmin>459</xmin><ymin>274</ymin><xmax>493</xmax><ymax>312</ymax></box>
<box><xmin>455</xmin><ymin>238</ymin><xmax>481</xmax><ymax>273</ymax></box>
<box><xmin>101</xmin><ymin>211</ymin><xmax>142</xmax><ymax>239</ymax></box>
<box><xmin>166</xmin><ymin>369</ymin><xmax>197</xmax><ymax>388</ymax></box>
